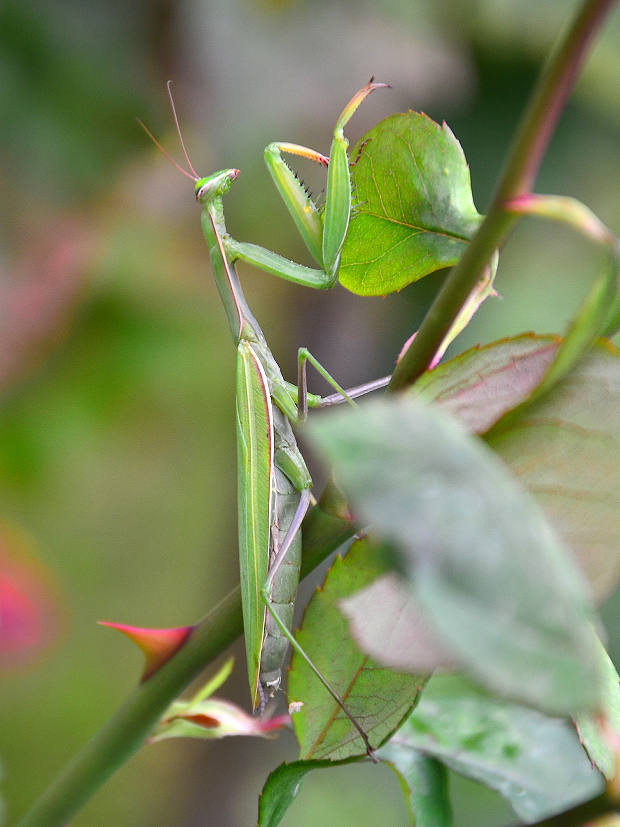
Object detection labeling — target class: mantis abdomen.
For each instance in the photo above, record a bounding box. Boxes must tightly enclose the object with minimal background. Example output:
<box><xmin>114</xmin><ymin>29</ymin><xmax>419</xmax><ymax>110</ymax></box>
<box><xmin>260</xmin><ymin>463</ymin><xmax>303</xmax><ymax>695</ymax></box>
<box><xmin>237</xmin><ymin>341</ymin><xmax>310</xmax><ymax>710</ymax></box>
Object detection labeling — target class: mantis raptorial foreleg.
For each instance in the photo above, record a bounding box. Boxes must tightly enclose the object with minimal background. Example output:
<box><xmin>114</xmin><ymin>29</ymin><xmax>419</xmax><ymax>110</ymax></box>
<box><xmin>224</xmin><ymin>77</ymin><xmax>389</xmax><ymax>290</ymax></box>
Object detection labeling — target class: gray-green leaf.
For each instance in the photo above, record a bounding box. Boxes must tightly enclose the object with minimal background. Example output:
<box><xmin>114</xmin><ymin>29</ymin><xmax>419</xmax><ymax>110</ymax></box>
<box><xmin>308</xmin><ymin>397</ymin><xmax>601</xmax><ymax>716</ymax></box>
<box><xmin>382</xmin><ymin>674</ymin><xmax>603</xmax><ymax>822</ymax></box>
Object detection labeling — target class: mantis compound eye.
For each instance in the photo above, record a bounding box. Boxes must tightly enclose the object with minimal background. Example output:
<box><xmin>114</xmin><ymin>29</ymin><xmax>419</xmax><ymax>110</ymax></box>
<box><xmin>195</xmin><ymin>181</ymin><xmax>210</xmax><ymax>202</ymax></box>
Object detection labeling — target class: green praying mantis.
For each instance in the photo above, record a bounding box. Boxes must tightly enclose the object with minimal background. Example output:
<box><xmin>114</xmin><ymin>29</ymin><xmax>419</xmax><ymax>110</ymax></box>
<box><xmin>142</xmin><ymin>79</ymin><xmax>387</xmax><ymax>756</ymax></box>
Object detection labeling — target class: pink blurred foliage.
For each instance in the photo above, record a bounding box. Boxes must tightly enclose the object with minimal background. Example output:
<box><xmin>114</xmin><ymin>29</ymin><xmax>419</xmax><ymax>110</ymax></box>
<box><xmin>0</xmin><ymin>524</ymin><xmax>65</xmax><ymax>672</ymax></box>
<box><xmin>0</xmin><ymin>214</ymin><xmax>94</xmax><ymax>670</ymax></box>
<box><xmin>0</xmin><ymin>215</ymin><xmax>94</xmax><ymax>390</ymax></box>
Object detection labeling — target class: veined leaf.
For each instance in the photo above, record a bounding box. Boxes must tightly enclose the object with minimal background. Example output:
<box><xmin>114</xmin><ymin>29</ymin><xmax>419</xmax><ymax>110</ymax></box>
<box><xmin>413</xmin><ymin>333</ymin><xmax>560</xmax><ymax>434</ymax></box>
<box><xmin>308</xmin><ymin>398</ymin><xmax>601</xmax><ymax>716</ymax></box>
<box><xmin>288</xmin><ymin>539</ymin><xmax>427</xmax><ymax>760</ymax></box>
<box><xmin>414</xmin><ymin>335</ymin><xmax>620</xmax><ymax>601</ymax></box>
<box><xmin>381</xmin><ymin>674</ymin><xmax>603</xmax><ymax>823</ymax></box>
<box><xmin>340</xmin><ymin>112</ymin><xmax>483</xmax><ymax>296</ymax></box>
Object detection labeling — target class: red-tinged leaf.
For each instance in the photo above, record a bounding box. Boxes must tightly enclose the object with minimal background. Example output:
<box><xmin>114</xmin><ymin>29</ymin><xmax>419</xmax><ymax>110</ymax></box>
<box><xmin>149</xmin><ymin>658</ymin><xmax>289</xmax><ymax>742</ymax></box>
<box><xmin>0</xmin><ymin>523</ymin><xmax>63</xmax><ymax>671</ymax></box>
<box><xmin>413</xmin><ymin>333</ymin><xmax>560</xmax><ymax>434</ymax></box>
<box><xmin>99</xmin><ymin>621</ymin><xmax>194</xmax><ymax>680</ymax></box>
<box><xmin>415</xmin><ymin>335</ymin><xmax>620</xmax><ymax>601</ymax></box>
<box><xmin>149</xmin><ymin>699</ymin><xmax>289</xmax><ymax>743</ymax></box>
<box><xmin>288</xmin><ymin>539</ymin><xmax>428</xmax><ymax>760</ymax></box>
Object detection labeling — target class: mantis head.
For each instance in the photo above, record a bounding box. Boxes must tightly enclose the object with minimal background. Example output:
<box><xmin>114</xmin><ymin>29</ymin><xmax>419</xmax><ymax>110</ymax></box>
<box><xmin>195</xmin><ymin>169</ymin><xmax>240</xmax><ymax>205</ymax></box>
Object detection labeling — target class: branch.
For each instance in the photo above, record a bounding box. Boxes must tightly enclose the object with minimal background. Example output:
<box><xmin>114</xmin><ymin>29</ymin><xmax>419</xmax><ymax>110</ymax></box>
<box><xmin>13</xmin><ymin>485</ymin><xmax>355</xmax><ymax>827</ymax></box>
<box><xmin>388</xmin><ymin>0</ymin><xmax>618</xmax><ymax>392</ymax></box>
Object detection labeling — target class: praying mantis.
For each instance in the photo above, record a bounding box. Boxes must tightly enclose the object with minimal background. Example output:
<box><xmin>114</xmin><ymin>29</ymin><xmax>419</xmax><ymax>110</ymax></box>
<box><xmin>142</xmin><ymin>79</ymin><xmax>387</xmax><ymax>756</ymax></box>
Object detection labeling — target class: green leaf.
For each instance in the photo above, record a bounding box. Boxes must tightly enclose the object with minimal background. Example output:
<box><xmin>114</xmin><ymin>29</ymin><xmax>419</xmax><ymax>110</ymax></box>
<box><xmin>257</xmin><ymin>758</ymin><xmax>358</xmax><ymax>827</ymax></box>
<box><xmin>308</xmin><ymin>398</ymin><xmax>601</xmax><ymax>716</ymax></box>
<box><xmin>380</xmin><ymin>747</ymin><xmax>452</xmax><ymax>827</ymax></box>
<box><xmin>415</xmin><ymin>335</ymin><xmax>620</xmax><ymax>601</ymax></box>
<box><xmin>288</xmin><ymin>539</ymin><xmax>428</xmax><ymax>760</ymax></box>
<box><xmin>339</xmin><ymin>112</ymin><xmax>483</xmax><ymax>296</ymax></box>
<box><xmin>385</xmin><ymin>675</ymin><xmax>603</xmax><ymax>823</ymax></box>
<box><xmin>574</xmin><ymin>636</ymin><xmax>620</xmax><ymax>781</ymax></box>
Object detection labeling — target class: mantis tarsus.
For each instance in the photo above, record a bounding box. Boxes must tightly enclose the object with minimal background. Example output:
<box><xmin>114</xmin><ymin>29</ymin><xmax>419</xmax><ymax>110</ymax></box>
<box><xmin>143</xmin><ymin>80</ymin><xmax>387</xmax><ymax>758</ymax></box>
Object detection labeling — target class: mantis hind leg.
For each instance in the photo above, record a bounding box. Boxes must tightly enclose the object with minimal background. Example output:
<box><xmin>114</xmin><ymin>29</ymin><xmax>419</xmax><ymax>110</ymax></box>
<box><xmin>261</xmin><ymin>486</ymin><xmax>377</xmax><ymax>761</ymax></box>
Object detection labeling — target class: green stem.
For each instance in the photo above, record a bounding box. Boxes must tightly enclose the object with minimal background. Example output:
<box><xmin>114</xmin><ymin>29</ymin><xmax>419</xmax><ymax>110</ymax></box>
<box><xmin>14</xmin><ymin>487</ymin><xmax>355</xmax><ymax>827</ymax></box>
<box><xmin>389</xmin><ymin>0</ymin><xmax>618</xmax><ymax>392</ymax></box>
<box><xmin>496</xmin><ymin>0</ymin><xmax>616</xmax><ymax>200</ymax></box>
<box><xmin>14</xmin><ymin>588</ymin><xmax>243</xmax><ymax>827</ymax></box>
<box><xmin>390</xmin><ymin>209</ymin><xmax>516</xmax><ymax>391</ymax></box>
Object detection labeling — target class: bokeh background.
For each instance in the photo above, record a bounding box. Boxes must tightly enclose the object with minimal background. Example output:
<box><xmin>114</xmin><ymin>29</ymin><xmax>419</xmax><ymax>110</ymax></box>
<box><xmin>1</xmin><ymin>0</ymin><xmax>619</xmax><ymax>824</ymax></box>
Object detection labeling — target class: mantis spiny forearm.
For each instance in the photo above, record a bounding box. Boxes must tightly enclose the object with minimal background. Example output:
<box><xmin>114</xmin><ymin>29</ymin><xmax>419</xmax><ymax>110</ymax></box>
<box><xmin>225</xmin><ymin>78</ymin><xmax>388</xmax><ymax>289</ymax></box>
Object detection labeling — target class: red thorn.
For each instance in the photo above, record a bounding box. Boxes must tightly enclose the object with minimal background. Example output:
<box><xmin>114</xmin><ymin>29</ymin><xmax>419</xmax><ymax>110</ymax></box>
<box><xmin>99</xmin><ymin>622</ymin><xmax>194</xmax><ymax>680</ymax></box>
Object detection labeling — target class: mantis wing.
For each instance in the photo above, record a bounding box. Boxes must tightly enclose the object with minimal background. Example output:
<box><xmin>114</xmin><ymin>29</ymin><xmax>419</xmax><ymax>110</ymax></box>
<box><xmin>237</xmin><ymin>341</ymin><xmax>273</xmax><ymax>709</ymax></box>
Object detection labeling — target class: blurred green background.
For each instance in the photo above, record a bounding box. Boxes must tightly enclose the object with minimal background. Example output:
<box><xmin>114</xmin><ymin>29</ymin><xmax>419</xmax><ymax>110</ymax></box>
<box><xmin>0</xmin><ymin>0</ymin><xmax>619</xmax><ymax>824</ymax></box>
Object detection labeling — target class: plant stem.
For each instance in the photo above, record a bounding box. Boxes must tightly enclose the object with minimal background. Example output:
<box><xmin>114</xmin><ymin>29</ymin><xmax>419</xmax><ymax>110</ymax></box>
<box><xmin>14</xmin><ymin>591</ymin><xmax>243</xmax><ymax>827</ymax></box>
<box><xmin>496</xmin><ymin>0</ymin><xmax>617</xmax><ymax>200</ymax></box>
<box><xmin>388</xmin><ymin>0</ymin><xmax>618</xmax><ymax>392</ymax></box>
<box><xmin>13</xmin><ymin>488</ymin><xmax>354</xmax><ymax>827</ymax></box>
